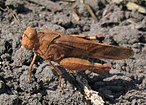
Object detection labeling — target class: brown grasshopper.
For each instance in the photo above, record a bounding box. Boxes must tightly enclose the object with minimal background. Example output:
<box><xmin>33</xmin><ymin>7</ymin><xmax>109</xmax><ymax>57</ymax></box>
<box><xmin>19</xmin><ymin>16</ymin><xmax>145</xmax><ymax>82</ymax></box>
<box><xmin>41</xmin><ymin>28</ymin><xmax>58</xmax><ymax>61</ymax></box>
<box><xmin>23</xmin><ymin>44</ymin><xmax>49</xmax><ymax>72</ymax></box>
<box><xmin>21</xmin><ymin>26</ymin><xmax>134</xmax><ymax>86</ymax></box>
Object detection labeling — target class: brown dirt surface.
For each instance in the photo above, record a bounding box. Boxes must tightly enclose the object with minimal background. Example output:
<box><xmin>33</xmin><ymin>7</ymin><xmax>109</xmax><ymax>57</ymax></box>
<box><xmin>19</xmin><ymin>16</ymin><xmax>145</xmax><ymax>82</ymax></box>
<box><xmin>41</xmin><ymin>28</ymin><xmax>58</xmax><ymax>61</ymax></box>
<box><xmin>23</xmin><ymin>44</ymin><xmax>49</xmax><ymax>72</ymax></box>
<box><xmin>0</xmin><ymin>0</ymin><xmax>146</xmax><ymax>105</ymax></box>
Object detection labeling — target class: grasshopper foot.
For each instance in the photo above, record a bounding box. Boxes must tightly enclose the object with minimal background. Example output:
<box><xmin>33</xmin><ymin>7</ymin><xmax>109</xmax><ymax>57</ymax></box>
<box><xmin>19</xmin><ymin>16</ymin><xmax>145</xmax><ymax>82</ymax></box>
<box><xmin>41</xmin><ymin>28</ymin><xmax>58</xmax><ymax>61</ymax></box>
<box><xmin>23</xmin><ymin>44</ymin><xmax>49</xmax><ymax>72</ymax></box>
<box><xmin>58</xmin><ymin>75</ymin><xmax>65</xmax><ymax>94</ymax></box>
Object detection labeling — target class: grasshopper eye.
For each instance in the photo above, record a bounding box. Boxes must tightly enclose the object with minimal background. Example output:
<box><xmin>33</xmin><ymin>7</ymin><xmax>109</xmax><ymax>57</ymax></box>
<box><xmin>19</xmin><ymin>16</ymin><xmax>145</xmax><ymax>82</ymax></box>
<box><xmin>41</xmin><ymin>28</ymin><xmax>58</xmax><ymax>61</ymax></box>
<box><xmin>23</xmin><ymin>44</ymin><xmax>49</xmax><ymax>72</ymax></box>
<box><xmin>24</xmin><ymin>27</ymin><xmax>37</xmax><ymax>40</ymax></box>
<box><xmin>27</xmin><ymin>33</ymin><xmax>34</xmax><ymax>39</ymax></box>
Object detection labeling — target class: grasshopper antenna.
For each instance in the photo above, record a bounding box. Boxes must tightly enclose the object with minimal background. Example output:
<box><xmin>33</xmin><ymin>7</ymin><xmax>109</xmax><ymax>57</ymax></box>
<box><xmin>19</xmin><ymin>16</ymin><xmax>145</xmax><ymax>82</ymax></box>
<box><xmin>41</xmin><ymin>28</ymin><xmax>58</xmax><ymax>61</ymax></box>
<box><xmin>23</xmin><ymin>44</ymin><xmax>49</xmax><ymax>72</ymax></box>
<box><xmin>8</xmin><ymin>6</ymin><xmax>24</xmax><ymax>31</ymax></box>
<box><xmin>0</xmin><ymin>6</ymin><xmax>24</xmax><ymax>64</ymax></box>
<box><xmin>10</xmin><ymin>8</ymin><xmax>24</xmax><ymax>64</ymax></box>
<box><xmin>6</xmin><ymin>6</ymin><xmax>25</xmax><ymax>64</ymax></box>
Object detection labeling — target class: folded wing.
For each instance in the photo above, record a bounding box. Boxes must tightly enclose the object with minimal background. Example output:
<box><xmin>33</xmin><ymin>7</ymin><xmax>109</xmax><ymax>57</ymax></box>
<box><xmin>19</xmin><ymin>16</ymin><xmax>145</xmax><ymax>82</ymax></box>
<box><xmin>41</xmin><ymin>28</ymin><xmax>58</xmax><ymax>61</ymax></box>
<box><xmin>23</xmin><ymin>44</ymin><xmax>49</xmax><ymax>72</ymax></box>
<box><xmin>55</xmin><ymin>35</ymin><xmax>134</xmax><ymax>60</ymax></box>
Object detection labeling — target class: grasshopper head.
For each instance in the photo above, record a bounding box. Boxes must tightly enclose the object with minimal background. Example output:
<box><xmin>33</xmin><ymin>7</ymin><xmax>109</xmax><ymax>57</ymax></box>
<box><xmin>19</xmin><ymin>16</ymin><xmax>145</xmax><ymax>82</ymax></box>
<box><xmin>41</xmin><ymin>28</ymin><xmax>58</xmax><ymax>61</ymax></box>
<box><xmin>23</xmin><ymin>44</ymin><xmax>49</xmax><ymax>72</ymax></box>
<box><xmin>21</xmin><ymin>27</ymin><xmax>38</xmax><ymax>50</ymax></box>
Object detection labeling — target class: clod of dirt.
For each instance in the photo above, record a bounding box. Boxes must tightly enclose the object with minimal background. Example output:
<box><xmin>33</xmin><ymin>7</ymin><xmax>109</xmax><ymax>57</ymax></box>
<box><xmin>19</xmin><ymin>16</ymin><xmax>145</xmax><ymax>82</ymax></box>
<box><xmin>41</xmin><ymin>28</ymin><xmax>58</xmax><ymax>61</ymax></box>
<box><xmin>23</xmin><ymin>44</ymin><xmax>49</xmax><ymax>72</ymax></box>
<box><xmin>0</xmin><ymin>94</ymin><xmax>20</xmax><ymax>105</ymax></box>
<box><xmin>0</xmin><ymin>80</ymin><xmax>5</xmax><ymax>94</ymax></box>
<box><xmin>0</xmin><ymin>39</ymin><xmax>6</xmax><ymax>55</ymax></box>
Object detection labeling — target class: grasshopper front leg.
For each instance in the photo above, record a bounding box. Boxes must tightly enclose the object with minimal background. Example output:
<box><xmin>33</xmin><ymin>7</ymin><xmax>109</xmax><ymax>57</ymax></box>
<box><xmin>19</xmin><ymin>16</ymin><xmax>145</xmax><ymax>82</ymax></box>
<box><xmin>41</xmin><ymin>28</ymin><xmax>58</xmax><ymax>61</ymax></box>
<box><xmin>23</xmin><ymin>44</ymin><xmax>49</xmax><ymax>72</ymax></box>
<box><xmin>28</xmin><ymin>53</ymin><xmax>37</xmax><ymax>81</ymax></box>
<box><xmin>60</xmin><ymin>58</ymin><xmax>111</xmax><ymax>74</ymax></box>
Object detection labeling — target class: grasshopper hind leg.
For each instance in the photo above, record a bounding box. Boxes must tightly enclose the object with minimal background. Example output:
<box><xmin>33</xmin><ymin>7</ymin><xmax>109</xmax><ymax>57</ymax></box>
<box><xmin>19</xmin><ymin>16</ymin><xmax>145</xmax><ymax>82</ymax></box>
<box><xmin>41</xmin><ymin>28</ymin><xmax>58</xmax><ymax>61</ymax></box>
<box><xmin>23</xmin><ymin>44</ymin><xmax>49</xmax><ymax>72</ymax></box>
<box><xmin>49</xmin><ymin>61</ymin><xmax>64</xmax><ymax>93</ymax></box>
<box><xmin>60</xmin><ymin>58</ymin><xmax>111</xmax><ymax>75</ymax></box>
<box><xmin>71</xmin><ymin>34</ymin><xmax>105</xmax><ymax>42</ymax></box>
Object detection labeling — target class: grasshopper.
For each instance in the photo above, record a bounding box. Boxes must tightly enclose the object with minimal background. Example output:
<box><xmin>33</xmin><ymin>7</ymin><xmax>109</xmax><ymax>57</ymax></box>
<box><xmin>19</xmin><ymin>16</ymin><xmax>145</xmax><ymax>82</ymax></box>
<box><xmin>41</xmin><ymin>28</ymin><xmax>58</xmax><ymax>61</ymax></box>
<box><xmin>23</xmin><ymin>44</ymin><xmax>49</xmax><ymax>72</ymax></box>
<box><xmin>21</xmin><ymin>27</ymin><xmax>134</xmax><ymax>86</ymax></box>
